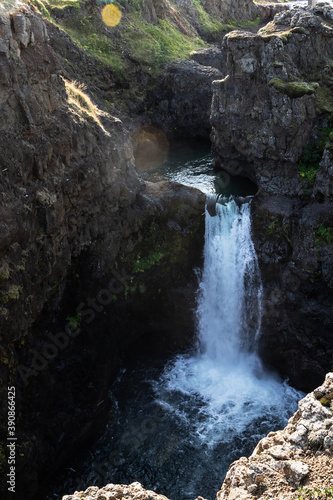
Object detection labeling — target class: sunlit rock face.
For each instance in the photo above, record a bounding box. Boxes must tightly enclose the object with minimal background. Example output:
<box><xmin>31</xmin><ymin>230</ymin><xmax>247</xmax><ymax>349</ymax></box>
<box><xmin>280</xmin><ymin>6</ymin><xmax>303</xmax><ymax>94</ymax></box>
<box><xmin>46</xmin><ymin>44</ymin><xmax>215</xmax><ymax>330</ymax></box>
<box><xmin>210</xmin><ymin>5</ymin><xmax>333</xmax><ymax>389</ymax></box>
<box><xmin>217</xmin><ymin>373</ymin><xmax>333</xmax><ymax>500</ymax></box>
<box><xmin>0</xmin><ymin>7</ymin><xmax>205</xmax><ymax>498</ymax></box>
<box><xmin>63</xmin><ymin>483</ymin><xmax>173</xmax><ymax>500</ymax></box>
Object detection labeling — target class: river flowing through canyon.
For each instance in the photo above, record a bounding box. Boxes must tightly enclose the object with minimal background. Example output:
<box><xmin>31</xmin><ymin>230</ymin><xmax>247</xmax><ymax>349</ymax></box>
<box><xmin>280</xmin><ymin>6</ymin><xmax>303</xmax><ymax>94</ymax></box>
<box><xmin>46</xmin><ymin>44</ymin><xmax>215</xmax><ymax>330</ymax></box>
<box><xmin>47</xmin><ymin>146</ymin><xmax>303</xmax><ymax>500</ymax></box>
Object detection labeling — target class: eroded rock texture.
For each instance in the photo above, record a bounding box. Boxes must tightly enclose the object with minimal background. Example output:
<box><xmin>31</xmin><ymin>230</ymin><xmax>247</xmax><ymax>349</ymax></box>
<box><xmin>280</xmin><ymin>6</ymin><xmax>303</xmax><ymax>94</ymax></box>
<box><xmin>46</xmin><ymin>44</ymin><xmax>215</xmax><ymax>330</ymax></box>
<box><xmin>62</xmin><ymin>482</ymin><xmax>172</xmax><ymax>500</ymax></box>
<box><xmin>217</xmin><ymin>373</ymin><xmax>333</xmax><ymax>500</ymax></box>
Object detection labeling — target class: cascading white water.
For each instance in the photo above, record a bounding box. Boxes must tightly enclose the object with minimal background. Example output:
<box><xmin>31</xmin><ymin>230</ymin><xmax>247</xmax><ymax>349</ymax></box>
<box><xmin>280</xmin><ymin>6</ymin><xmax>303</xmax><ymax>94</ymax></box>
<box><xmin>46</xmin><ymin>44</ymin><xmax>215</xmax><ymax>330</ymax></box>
<box><xmin>197</xmin><ymin>200</ymin><xmax>262</xmax><ymax>362</ymax></box>
<box><xmin>154</xmin><ymin>199</ymin><xmax>302</xmax><ymax>449</ymax></box>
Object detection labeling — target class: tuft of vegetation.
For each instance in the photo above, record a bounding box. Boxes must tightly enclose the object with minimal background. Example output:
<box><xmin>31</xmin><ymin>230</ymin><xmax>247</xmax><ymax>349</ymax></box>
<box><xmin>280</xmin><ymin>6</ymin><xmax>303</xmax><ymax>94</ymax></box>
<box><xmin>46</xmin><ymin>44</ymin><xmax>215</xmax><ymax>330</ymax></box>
<box><xmin>132</xmin><ymin>250</ymin><xmax>167</xmax><ymax>273</ymax></box>
<box><xmin>298</xmin><ymin>145</ymin><xmax>322</xmax><ymax>184</ymax></box>
<box><xmin>314</xmin><ymin>225</ymin><xmax>333</xmax><ymax>247</ymax></box>
<box><xmin>0</xmin><ymin>263</ymin><xmax>10</xmax><ymax>281</ymax></box>
<box><xmin>66</xmin><ymin>313</ymin><xmax>82</xmax><ymax>328</ymax></box>
<box><xmin>192</xmin><ymin>0</ymin><xmax>234</xmax><ymax>40</ymax></box>
<box><xmin>136</xmin><ymin>17</ymin><xmax>206</xmax><ymax>65</ymax></box>
<box><xmin>298</xmin><ymin>127</ymin><xmax>333</xmax><ymax>185</ymax></box>
<box><xmin>29</xmin><ymin>0</ymin><xmax>52</xmax><ymax>19</ymax></box>
<box><xmin>63</xmin><ymin>77</ymin><xmax>109</xmax><ymax>133</ymax></box>
<box><xmin>316</xmin><ymin>86</ymin><xmax>333</xmax><ymax>115</ymax></box>
<box><xmin>1</xmin><ymin>285</ymin><xmax>22</xmax><ymax>304</ymax></box>
<box><xmin>269</xmin><ymin>78</ymin><xmax>319</xmax><ymax>98</ymax></box>
<box><xmin>295</xmin><ymin>486</ymin><xmax>333</xmax><ymax>499</ymax></box>
<box><xmin>267</xmin><ymin>221</ymin><xmax>276</xmax><ymax>235</ymax></box>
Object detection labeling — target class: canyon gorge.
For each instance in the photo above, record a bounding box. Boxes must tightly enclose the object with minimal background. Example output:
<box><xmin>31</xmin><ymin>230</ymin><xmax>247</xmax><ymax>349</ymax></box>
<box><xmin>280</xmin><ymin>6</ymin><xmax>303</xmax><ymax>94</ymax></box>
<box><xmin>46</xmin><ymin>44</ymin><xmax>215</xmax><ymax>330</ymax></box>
<box><xmin>0</xmin><ymin>0</ymin><xmax>332</xmax><ymax>499</ymax></box>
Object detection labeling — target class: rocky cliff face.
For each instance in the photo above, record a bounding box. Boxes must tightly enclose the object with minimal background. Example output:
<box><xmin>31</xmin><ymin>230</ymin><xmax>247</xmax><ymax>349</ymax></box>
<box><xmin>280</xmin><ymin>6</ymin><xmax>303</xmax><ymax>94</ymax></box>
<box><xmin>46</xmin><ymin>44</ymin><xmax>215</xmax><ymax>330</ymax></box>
<box><xmin>147</xmin><ymin>59</ymin><xmax>223</xmax><ymax>138</ymax></box>
<box><xmin>210</xmin><ymin>4</ymin><xmax>333</xmax><ymax>390</ymax></box>
<box><xmin>211</xmin><ymin>4</ymin><xmax>333</xmax><ymax>194</ymax></box>
<box><xmin>0</xmin><ymin>7</ymin><xmax>205</xmax><ymax>498</ymax></box>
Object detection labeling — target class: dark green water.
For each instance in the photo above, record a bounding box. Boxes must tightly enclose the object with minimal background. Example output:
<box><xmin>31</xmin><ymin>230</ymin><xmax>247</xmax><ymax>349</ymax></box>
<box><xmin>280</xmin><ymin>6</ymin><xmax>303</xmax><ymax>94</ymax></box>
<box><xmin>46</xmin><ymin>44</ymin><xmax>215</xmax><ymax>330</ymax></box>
<box><xmin>140</xmin><ymin>139</ymin><xmax>258</xmax><ymax>197</ymax></box>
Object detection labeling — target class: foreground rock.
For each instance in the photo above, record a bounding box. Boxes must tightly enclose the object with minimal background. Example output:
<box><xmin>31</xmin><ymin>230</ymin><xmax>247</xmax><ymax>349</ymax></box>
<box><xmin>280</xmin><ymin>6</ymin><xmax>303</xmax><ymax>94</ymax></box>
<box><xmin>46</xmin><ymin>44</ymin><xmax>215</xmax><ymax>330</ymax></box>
<box><xmin>217</xmin><ymin>372</ymin><xmax>333</xmax><ymax>500</ymax></box>
<box><xmin>62</xmin><ymin>482</ymin><xmax>171</xmax><ymax>500</ymax></box>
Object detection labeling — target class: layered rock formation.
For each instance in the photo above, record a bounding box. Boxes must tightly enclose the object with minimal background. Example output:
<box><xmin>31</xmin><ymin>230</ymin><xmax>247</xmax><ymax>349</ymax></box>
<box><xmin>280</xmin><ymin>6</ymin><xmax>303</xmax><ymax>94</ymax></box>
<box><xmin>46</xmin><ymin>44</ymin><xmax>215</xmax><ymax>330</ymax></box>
<box><xmin>0</xmin><ymin>7</ymin><xmax>205</xmax><ymax>498</ymax></box>
<box><xmin>210</xmin><ymin>4</ymin><xmax>333</xmax><ymax>390</ymax></box>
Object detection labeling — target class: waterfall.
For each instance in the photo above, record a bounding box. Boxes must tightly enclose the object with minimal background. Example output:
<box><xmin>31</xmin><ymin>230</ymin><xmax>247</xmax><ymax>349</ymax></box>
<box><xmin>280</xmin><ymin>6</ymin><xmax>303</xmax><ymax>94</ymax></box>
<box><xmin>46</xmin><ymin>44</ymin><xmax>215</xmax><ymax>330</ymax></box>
<box><xmin>197</xmin><ymin>200</ymin><xmax>262</xmax><ymax>362</ymax></box>
<box><xmin>154</xmin><ymin>199</ymin><xmax>302</xmax><ymax>449</ymax></box>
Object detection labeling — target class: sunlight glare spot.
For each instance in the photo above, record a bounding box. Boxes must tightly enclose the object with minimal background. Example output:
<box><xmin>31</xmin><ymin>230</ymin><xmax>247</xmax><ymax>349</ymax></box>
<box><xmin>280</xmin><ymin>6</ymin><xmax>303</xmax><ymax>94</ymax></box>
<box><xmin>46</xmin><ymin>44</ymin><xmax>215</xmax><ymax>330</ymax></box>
<box><xmin>133</xmin><ymin>126</ymin><xmax>169</xmax><ymax>172</ymax></box>
<box><xmin>101</xmin><ymin>4</ymin><xmax>121</xmax><ymax>27</ymax></box>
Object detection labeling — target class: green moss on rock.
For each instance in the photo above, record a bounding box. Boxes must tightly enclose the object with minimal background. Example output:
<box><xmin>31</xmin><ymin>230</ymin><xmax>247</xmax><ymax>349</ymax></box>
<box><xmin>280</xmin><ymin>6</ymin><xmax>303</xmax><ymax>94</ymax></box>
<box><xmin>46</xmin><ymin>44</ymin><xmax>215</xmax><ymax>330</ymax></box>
<box><xmin>314</xmin><ymin>225</ymin><xmax>333</xmax><ymax>247</ymax></box>
<box><xmin>269</xmin><ymin>78</ymin><xmax>319</xmax><ymax>98</ymax></box>
<box><xmin>316</xmin><ymin>86</ymin><xmax>333</xmax><ymax>114</ymax></box>
<box><xmin>1</xmin><ymin>285</ymin><xmax>22</xmax><ymax>304</ymax></box>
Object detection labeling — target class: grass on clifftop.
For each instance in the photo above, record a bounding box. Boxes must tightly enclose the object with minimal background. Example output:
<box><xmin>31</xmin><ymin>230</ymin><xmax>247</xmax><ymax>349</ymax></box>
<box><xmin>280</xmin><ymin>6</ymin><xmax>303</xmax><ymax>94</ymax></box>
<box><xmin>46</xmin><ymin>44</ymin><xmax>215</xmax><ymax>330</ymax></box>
<box><xmin>27</xmin><ymin>0</ymin><xmax>260</xmax><ymax>80</ymax></box>
<box><xmin>27</xmin><ymin>0</ymin><xmax>208</xmax><ymax>79</ymax></box>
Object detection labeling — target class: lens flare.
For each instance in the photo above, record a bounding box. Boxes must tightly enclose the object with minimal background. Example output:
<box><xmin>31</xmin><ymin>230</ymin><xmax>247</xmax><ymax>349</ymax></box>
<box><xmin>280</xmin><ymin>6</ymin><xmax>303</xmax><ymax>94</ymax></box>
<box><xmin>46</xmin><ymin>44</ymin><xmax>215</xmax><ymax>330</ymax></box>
<box><xmin>133</xmin><ymin>126</ymin><xmax>169</xmax><ymax>172</ymax></box>
<box><xmin>101</xmin><ymin>4</ymin><xmax>121</xmax><ymax>27</ymax></box>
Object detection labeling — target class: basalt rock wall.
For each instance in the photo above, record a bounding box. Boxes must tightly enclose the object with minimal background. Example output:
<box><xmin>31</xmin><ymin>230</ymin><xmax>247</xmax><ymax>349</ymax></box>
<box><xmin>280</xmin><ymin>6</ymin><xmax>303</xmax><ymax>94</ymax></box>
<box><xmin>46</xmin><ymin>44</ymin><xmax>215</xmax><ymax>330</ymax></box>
<box><xmin>0</xmin><ymin>8</ymin><xmax>205</xmax><ymax>499</ymax></box>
